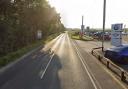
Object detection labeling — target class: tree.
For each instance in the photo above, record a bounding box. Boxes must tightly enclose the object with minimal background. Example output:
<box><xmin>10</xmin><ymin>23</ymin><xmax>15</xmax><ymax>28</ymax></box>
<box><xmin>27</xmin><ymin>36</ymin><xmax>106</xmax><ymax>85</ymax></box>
<box><xmin>0</xmin><ymin>0</ymin><xmax>65</xmax><ymax>56</ymax></box>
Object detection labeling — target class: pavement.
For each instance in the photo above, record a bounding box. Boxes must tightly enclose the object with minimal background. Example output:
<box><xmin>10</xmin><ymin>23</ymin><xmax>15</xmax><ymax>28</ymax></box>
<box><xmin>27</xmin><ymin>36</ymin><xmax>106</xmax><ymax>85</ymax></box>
<box><xmin>0</xmin><ymin>33</ymin><xmax>127</xmax><ymax>89</ymax></box>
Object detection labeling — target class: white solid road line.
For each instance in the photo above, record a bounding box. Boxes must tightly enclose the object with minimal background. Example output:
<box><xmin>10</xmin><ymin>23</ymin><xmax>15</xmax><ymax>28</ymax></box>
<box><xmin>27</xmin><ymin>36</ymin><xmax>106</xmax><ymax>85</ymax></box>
<box><xmin>72</xmin><ymin>40</ymin><xmax>102</xmax><ymax>89</ymax></box>
<box><xmin>40</xmin><ymin>34</ymin><xmax>64</xmax><ymax>79</ymax></box>
<box><xmin>40</xmin><ymin>53</ymin><xmax>55</xmax><ymax>79</ymax></box>
<box><xmin>86</xmin><ymin>51</ymin><xmax>128</xmax><ymax>89</ymax></box>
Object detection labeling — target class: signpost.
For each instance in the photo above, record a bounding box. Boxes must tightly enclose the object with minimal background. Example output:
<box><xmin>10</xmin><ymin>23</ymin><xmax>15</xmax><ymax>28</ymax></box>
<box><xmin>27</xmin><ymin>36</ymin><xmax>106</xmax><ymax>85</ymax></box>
<box><xmin>37</xmin><ymin>30</ymin><xmax>42</xmax><ymax>40</ymax></box>
<box><xmin>81</xmin><ymin>25</ymin><xmax>84</xmax><ymax>33</ymax></box>
<box><xmin>80</xmin><ymin>16</ymin><xmax>84</xmax><ymax>37</ymax></box>
<box><xmin>111</xmin><ymin>24</ymin><xmax>123</xmax><ymax>46</ymax></box>
<box><xmin>86</xmin><ymin>26</ymin><xmax>90</xmax><ymax>36</ymax></box>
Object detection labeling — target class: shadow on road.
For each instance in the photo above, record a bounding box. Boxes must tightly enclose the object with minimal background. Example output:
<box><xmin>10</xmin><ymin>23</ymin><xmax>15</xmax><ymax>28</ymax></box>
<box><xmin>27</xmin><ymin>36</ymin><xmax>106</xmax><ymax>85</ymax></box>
<box><xmin>36</xmin><ymin>54</ymin><xmax>62</xmax><ymax>89</ymax></box>
<box><xmin>0</xmin><ymin>50</ymin><xmax>62</xmax><ymax>89</ymax></box>
<box><xmin>24</xmin><ymin>54</ymin><xmax>62</xmax><ymax>89</ymax></box>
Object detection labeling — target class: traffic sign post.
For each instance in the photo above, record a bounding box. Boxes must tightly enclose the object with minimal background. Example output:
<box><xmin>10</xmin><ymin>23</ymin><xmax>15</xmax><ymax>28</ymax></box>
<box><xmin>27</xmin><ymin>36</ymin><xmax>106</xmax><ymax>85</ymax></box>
<box><xmin>81</xmin><ymin>25</ymin><xmax>84</xmax><ymax>34</ymax></box>
<box><xmin>111</xmin><ymin>24</ymin><xmax>123</xmax><ymax>46</ymax></box>
<box><xmin>37</xmin><ymin>30</ymin><xmax>42</xmax><ymax>40</ymax></box>
<box><xmin>86</xmin><ymin>26</ymin><xmax>90</xmax><ymax>36</ymax></box>
<box><xmin>80</xmin><ymin>16</ymin><xmax>84</xmax><ymax>38</ymax></box>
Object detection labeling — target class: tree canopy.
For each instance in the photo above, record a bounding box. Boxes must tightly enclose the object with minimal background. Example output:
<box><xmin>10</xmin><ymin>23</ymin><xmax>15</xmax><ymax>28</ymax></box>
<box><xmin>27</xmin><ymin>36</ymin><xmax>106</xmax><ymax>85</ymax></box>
<box><xmin>0</xmin><ymin>0</ymin><xmax>65</xmax><ymax>56</ymax></box>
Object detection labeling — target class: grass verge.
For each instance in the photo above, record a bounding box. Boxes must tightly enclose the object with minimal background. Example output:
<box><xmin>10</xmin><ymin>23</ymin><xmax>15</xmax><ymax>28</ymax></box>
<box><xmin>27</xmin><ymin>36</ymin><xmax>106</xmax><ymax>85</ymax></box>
<box><xmin>71</xmin><ymin>34</ymin><xmax>93</xmax><ymax>41</ymax></box>
<box><xmin>0</xmin><ymin>33</ymin><xmax>61</xmax><ymax>67</ymax></box>
<box><xmin>68</xmin><ymin>31</ymin><xmax>93</xmax><ymax>41</ymax></box>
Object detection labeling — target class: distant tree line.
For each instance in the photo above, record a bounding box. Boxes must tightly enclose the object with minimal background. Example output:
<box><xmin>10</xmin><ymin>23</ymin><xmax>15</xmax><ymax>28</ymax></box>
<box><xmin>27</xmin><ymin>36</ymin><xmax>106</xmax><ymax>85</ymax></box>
<box><xmin>0</xmin><ymin>0</ymin><xmax>65</xmax><ymax>56</ymax></box>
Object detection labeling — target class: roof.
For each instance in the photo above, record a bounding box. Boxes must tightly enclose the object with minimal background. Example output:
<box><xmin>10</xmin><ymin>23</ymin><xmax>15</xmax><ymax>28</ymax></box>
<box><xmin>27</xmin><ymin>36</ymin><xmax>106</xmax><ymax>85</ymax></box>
<box><xmin>107</xmin><ymin>44</ymin><xmax>128</xmax><ymax>52</ymax></box>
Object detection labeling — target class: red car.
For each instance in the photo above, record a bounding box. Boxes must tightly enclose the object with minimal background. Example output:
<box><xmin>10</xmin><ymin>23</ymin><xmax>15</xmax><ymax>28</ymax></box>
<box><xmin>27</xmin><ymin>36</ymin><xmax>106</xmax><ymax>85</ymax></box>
<box><xmin>104</xmin><ymin>34</ymin><xmax>111</xmax><ymax>40</ymax></box>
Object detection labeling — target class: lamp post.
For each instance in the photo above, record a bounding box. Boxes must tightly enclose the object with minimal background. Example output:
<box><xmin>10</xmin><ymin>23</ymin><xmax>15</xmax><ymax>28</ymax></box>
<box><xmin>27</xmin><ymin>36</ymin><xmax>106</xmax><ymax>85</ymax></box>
<box><xmin>81</xmin><ymin>16</ymin><xmax>84</xmax><ymax>34</ymax></box>
<box><xmin>102</xmin><ymin>0</ymin><xmax>106</xmax><ymax>51</ymax></box>
<box><xmin>81</xmin><ymin>16</ymin><xmax>84</xmax><ymax>38</ymax></box>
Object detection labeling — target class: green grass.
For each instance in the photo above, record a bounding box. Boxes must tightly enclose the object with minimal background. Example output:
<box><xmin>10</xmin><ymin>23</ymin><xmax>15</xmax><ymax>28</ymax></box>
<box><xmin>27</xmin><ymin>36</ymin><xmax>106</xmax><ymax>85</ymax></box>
<box><xmin>0</xmin><ymin>33</ymin><xmax>60</xmax><ymax>67</ymax></box>
<box><xmin>71</xmin><ymin>35</ymin><xmax>93</xmax><ymax>41</ymax></box>
<box><xmin>71</xmin><ymin>35</ymin><xmax>80</xmax><ymax>40</ymax></box>
<box><xmin>68</xmin><ymin>31</ymin><xmax>93</xmax><ymax>41</ymax></box>
<box><xmin>83</xmin><ymin>35</ymin><xmax>94</xmax><ymax>41</ymax></box>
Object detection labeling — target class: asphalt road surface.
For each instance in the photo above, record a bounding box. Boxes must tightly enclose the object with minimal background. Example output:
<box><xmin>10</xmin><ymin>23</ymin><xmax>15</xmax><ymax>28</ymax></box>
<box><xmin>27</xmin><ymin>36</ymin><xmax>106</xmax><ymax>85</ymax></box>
<box><xmin>75</xmin><ymin>40</ymin><xmax>128</xmax><ymax>71</ymax></box>
<box><xmin>0</xmin><ymin>33</ymin><xmax>127</xmax><ymax>89</ymax></box>
<box><xmin>75</xmin><ymin>40</ymin><xmax>112</xmax><ymax>52</ymax></box>
<box><xmin>75</xmin><ymin>39</ymin><xmax>128</xmax><ymax>52</ymax></box>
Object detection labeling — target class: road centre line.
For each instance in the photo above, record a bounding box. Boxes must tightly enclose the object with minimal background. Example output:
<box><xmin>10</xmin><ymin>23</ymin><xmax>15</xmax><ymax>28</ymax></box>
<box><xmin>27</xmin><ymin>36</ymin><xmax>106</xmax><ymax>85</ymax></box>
<box><xmin>72</xmin><ymin>40</ymin><xmax>102</xmax><ymax>89</ymax></box>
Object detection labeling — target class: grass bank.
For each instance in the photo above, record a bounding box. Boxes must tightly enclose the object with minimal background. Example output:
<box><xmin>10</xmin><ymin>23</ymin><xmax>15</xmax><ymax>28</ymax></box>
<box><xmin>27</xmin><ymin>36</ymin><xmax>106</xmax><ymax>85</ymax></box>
<box><xmin>0</xmin><ymin>33</ymin><xmax>61</xmax><ymax>67</ymax></box>
<box><xmin>68</xmin><ymin>31</ymin><xmax>93</xmax><ymax>41</ymax></box>
<box><xmin>72</xmin><ymin>35</ymin><xmax>93</xmax><ymax>41</ymax></box>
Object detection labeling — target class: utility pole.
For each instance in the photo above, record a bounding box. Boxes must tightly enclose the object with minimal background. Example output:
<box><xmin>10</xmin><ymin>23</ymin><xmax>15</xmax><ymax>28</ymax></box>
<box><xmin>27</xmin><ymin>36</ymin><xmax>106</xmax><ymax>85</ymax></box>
<box><xmin>82</xmin><ymin>16</ymin><xmax>84</xmax><ymax>27</ymax></box>
<box><xmin>81</xmin><ymin>16</ymin><xmax>84</xmax><ymax>37</ymax></box>
<box><xmin>102</xmin><ymin>0</ymin><xmax>106</xmax><ymax>52</ymax></box>
<box><xmin>124</xmin><ymin>24</ymin><xmax>126</xmax><ymax>33</ymax></box>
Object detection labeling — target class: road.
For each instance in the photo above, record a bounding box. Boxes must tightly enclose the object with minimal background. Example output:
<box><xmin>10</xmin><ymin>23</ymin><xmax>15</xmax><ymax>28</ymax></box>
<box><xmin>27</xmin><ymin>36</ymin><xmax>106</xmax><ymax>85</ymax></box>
<box><xmin>75</xmin><ymin>38</ymin><xmax>128</xmax><ymax>52</ymax></box>
<box><xmin>75</xmin><ymin>39</ymin><xmax>128</xmax><ymax>71</ymax></box>
<box><xmin>0</xmin><ymin>33</ymin><xmax>127</xmax><ymax>89</ymax></box>
<box><xmin>75</xmin><ymin>40</ymin><xmax>112</xmax><ymax>52</ymax></box>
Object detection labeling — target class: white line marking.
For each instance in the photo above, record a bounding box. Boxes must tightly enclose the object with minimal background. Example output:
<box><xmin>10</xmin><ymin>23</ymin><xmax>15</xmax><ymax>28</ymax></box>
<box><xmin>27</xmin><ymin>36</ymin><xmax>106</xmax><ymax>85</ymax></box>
<box><xmin>102</xmin><ymin>65</ymin><xmax>128</xmax><ymax>89</ymax></box>
<box><xmin>72</xmin><ymin>40</ymin><xmax>101</xmax><ymax>89</ymax></box>
<box><xmin>69</xmin><ymin>34</ymin><xmax>127</xmax><ymax>89</ymax></box>
<box><xmin>40</xmin><ymin>53</ymin><xmax>55</xmax><ymax>79</ymax></box>
<box><xmin>86</xmin><ymin>42</ymin><xmax>128</xmax><ymax>89</ymax></box>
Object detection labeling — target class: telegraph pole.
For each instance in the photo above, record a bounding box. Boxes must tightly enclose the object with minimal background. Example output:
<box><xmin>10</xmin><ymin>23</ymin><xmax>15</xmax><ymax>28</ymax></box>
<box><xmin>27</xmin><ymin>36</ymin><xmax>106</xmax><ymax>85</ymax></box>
<box><xmin>81</xmin><ymin>16</ymin><xmax>84</xmax><ymax>33</ymax></box>
<box><xmin>102</xmin><ymin>0</ymin><xmax>106</xmax><ymax>51</ymax></box>
<box><xmin>82</xmin><ymin>16</ymin><xmax>84</xmax><ymax>27</ymax></box>
<box><xmin>81</xmin><ymin>16</ymin><xmax>84</xmax><ymax>37</ymax></box>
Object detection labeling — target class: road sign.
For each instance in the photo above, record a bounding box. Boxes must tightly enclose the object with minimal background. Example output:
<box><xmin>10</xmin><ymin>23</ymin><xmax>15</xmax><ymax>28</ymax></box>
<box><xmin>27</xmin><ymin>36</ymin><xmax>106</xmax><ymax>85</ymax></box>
<box><xmin>111</xmin><ymin>24</ymin><xmax>123</xmax><ymax>46</ymax></box>
<box><xmin>81</xmin><ymin>25</ymin><xmax>84</xmax><ymax>30</ymax></box>
<box><xmin>81</xmin><ymin>25</ymin><xmax>84</xmax><ymax>36</ymax></box>
<box><xmin>86</xmin><ymin>26</ymin><xmax>90</xmax><ymax>36</ymax></box>
<box><xmin>37</xmin><ymin>30</ymin><xmax>42</xmax><ymax>39</ymax></box>
<box><xmin>112</xmin><ymin>23</ymin><xmax>123</xmax><ymax>31</ymax></box>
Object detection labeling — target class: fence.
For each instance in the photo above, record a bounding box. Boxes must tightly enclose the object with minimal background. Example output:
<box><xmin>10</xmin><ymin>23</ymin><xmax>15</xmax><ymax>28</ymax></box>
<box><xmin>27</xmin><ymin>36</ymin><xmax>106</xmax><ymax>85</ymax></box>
<box><xmin>91</xmin><ymin>47</ymin><xmax>128</xmax><ymax>82</ymax></box>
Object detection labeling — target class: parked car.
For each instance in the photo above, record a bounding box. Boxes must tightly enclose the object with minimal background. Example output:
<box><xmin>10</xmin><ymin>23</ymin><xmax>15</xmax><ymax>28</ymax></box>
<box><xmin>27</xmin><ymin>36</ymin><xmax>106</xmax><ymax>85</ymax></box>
<box><xmin>104</xmin><ymin>34</ymin><xmax>111</xmax><ymax>40</ymax></box>
<box><xmin>104</xmin><ymin>45</ymin><xmax>128</xmax><ymax>64</ymax></box>
<box><xmin>92</xmin><ymin>32</ymin><xmax>111</xmax><ymax>40</ymax></box>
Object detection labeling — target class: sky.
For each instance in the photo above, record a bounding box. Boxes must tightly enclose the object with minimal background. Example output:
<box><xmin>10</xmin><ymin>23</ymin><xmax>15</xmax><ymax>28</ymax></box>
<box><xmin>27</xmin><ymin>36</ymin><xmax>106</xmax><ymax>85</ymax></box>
<box><xmin>48</xmin><ymin>0</ymin><xmax>128</xmax><ymax>28</ymax></box>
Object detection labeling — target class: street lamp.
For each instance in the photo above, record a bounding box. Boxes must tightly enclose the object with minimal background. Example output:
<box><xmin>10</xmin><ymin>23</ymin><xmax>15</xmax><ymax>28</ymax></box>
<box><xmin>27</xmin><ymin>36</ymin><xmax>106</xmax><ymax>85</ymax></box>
<box><xmin>102</xmin><ymin>0</ymin><xmax>106</xmax><ymax>51</ymax></box>
<box><xmin>80</xmin><ymin>16</ymin><xmax>84</xmax><ymax>38</ymax></box>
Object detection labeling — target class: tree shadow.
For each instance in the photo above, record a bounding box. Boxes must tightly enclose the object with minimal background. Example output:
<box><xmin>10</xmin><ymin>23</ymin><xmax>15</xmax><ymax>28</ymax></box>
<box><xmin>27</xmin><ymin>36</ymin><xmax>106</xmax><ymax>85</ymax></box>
<box><xmin>0</xmin><ymin>50</ymin><xmax>62</xmax><ymax>89</ymax></box>
<box><xmin>26</xmin><ymin>54</ymin><xmax>62</xmax><ymax>89</ymax></box>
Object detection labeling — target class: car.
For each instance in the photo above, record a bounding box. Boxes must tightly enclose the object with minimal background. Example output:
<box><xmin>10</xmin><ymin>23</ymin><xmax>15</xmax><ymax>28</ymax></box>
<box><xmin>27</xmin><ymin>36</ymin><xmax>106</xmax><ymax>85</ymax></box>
<box><xmin>104</xmin><ymin>45</ymin><xmax>128</xmax><ymax>64</ymax></box>
<box><xmin>92</xmin><ymin>32</ymin><xmax>111</xmax><ymax>40</ymax></box>
<box><xmin>104</xmin><ymin>34</ymin><xmax>111</xmax><ymax>40</ymax></box>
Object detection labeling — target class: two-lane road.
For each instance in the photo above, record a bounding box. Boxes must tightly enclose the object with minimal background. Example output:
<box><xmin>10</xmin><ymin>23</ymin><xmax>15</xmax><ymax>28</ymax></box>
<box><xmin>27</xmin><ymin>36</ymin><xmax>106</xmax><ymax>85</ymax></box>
<box><xmin>0</xmin><ymin>33</ymin><xmax>127</xmax><ymax>89</ymax></box>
